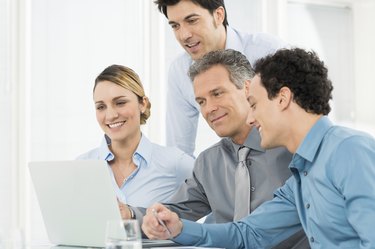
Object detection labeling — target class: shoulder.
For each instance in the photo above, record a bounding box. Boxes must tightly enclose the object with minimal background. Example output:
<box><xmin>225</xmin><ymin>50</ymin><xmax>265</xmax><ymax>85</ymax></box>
<box><xmin>323</xmin><ymin>125</ymin><xmax>374</xmax><ymax>146</ymax></box>
<box><xmin>151</xmin><ymin>142</ymin><xmax>189</xmax><ymax>157</ymax></box>
<box><xmin>76</xmin><ymin>147</ymin><xmax>101</xmax><ymax>160</ymax></box>
<box><xmin>191</xmin><ymin>138</ymin><xmax>235</xmax><ymax>179</ymax></box>
<box><xmin>195</xmin><ymin>138</ymin><xmax>235</xmax><ymax>168</ymax></box>
<box><xmin>325</xmin><ymin>126</ymin><xmax>375</xmax><ymax>152</ymax></box>
<box><xmin>236</xmin><ymin>30</ymin><xmax>288</xmax><ymax>65</ymax></box>
<box><xmin>148</xmin><ymin>141</ymin><xmax>194</xmax><ymax>167</ymax></box>
<box><xmin>325</xmin><ymin>126</ymin><xmax>375</xmax><ymax>194</ymax></box>
<box><xmin>76</xmin><ymin>135</ymin><xmax>111</xmax><ymax>160</ymax></box>
<box><xmin>244</xmin><ymin>32</ymin><xmax>286</xmax><ymax>47</ymax></box>
<box><xmin>169</xmin><ymin>52</ymin><xmax>192</xmax><ymax>74</ymax></box>
<box><xmin>232</xmin><ymin>27</ymin><xmax>285</xmax><ymax>47</ymax></box>
<box><xmin>324</xmin><ymin>126</ymin><xmax>375</xmax><ymax>175</ymax></box>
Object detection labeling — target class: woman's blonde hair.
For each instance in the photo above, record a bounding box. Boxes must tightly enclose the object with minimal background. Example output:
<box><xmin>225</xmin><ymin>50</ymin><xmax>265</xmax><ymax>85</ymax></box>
<box><xmin>94</xmin><ymin>65</ymin><xmax>151</xmax><ymax>124</ymax></box>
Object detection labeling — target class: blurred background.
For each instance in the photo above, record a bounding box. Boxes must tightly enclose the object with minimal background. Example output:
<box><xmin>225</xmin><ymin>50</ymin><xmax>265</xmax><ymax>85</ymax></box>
<box><xmin>1</xmin><ymin>0</ymin><xmax>374</xmax><ymax>245</ymax></box>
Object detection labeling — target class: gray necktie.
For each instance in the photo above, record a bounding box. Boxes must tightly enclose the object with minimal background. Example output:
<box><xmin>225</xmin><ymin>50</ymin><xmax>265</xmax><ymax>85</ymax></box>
<box><xmin>234</xmin><ymin>146</ymin><xmax>251</xmax><ymax>221</ymax></box>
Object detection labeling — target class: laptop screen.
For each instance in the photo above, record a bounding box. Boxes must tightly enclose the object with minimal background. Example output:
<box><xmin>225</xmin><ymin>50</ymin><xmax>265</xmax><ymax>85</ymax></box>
<box><xmin>29</xmin><ymin>160</ymin><xmax>122</xmax><ymax>247</ymax></box>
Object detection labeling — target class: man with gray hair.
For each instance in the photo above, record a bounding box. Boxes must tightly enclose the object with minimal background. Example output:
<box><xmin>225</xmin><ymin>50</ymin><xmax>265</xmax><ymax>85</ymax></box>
<box><xmin>141</xmin><ymin>49</ymin><xmax>308</xmax><ymax>248</ymax></box>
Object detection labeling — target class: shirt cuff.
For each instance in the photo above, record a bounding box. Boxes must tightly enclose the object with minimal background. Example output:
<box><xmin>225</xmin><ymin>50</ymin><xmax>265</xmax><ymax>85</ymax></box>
<box><xmin>173</xmin><ymin>219</ymin><xmax>203</xmax><ymax>246</ymax></box>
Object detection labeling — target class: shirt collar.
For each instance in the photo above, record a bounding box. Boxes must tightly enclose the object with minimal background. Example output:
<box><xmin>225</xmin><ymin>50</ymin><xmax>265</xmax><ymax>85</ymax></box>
<box><xmin>231</xmin><ymin>127</ymin><xmax>266</xmax><ymax>153</ymax></box>
<box><xmin>135</xmin><ymin>133</ymin><xmax>152</xmax><ymax>166</ymax></box>
<box><xmin>98</xmin><ymin>133</ymin><xmax>153</xmax><ymax>167</ymax></box>
<box><xmin>98</xmin><ymin>134</ymin><xmax>114</xmax><ymax>161</ymax></box>
<box><xmin>294</xmin><ymin>116</ymin><xmax>333</xmax><ymax>165</ymax></box>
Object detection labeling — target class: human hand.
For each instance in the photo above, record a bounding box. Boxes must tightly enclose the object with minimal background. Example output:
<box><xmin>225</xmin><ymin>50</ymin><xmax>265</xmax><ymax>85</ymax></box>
<box><xmin>142</xmin><ymin>203</ymin><xmax>183</xmax><ymax>240</ymax></box>
<box><xmin>118</xmin><ymin>200</ymin><xmax>132</xmax><ymax>219</ymax></box>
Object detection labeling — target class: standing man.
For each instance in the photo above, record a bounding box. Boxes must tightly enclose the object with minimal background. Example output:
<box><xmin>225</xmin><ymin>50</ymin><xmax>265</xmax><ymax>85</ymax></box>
<box><xmin>137</xmin><ymin>49</ymin><xmax>308</xmax><ymax>248</ymax></box>
<box><xmin>142</xmin><ymin>48</ymin><xmax>375</xmax><ymax>248</ymax></box>
<box><xmin>155</xmin><ymin>0</ymin><xmax>287</xmax><ymax>156</ymax></box>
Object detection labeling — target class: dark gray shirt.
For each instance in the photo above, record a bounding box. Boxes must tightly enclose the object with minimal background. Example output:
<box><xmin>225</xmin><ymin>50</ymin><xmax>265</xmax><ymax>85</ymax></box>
<box><xmin>134</xmin><ymin>128</ymin><xmax>309</xmax><ymax>248</ymax></box>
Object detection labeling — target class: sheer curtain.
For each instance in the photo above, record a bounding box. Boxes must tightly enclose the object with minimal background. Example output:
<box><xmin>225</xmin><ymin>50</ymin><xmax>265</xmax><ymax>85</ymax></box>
<box><xmin>0</xmin><ymin>0</ymin><xmax>27</xmax><ymax>242</ymax></box>
<box><xmin>0</xmin><ymin>0</ymin><xmax>13</xmax><ymax>237</ymax></box>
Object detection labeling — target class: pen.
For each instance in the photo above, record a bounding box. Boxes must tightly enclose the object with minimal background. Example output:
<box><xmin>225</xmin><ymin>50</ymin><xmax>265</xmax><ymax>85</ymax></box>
<box><xmin>151</xmin><ymin>208</ymin><xmax>172</xmax><ymax>239</ymax></box>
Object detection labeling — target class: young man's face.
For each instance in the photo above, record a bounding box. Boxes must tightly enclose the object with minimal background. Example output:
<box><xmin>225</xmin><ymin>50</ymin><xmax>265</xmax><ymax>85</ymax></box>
<box><xmin>248</xmin><ymin>75</ymin><xmax>284</xmax><ymax>149</ymax></box>
<box><xmin>193</xmin><ymin>65</ymin><xmax>251</xmax><ymax>143</ymax></box>
<box><xmin>167</xmin><ymin>0</ymin><xmax>226</xmax><ymax>60</ymax></box>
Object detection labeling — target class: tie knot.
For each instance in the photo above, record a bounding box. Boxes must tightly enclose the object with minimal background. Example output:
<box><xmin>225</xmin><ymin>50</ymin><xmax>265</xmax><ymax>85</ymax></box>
<box><xmin>238</xmin><ymin>146</ymin><xmax>250</xmax><ymax>162</ymax></box>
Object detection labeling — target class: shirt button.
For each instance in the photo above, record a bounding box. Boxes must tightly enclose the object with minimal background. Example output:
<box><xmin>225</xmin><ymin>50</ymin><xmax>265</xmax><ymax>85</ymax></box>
<box><xmin>305</xmin><ymin>203</ymin><xmax>310</xmax><ymax>209</ymax></box>
<box><xmin>303</xmin><ymin>171</ymin><xmax>308</xmax><ymax>176</ymax></box>
<box><xmin>250</xmin><ymin>186</ymin><xmax>255</xmax><ymax>192</ymax></box>
<box><xmin>310</xmin><ymin>237</ymin><xmax>315</xmax><ymax>243</ymax></box>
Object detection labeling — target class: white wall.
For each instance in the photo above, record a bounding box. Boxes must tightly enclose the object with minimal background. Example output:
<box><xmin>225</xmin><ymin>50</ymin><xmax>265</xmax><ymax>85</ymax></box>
<box><xmin>353</xmin><ymin>0</ymin><xmax>375</xmax><ymax>129</ymax></box>
<box><xmin>286</xmin><ymin>2</ymin><xmax>355</xmax><ymax>122</ymax></box>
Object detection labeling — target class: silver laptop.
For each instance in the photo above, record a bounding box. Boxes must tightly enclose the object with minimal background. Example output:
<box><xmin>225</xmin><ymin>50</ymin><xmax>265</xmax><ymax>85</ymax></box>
<box><xmin>29</xmin><ymin>160</ymin><xmax>123</xmax><ymax>247</ymax></box>
<box><xmin>29</xmin><ymin>160</ymin><xmax>178</xmax><ymax>248</ymax></box>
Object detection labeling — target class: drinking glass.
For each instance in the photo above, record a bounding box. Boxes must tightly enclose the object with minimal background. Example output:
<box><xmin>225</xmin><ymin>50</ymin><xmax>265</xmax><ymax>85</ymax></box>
<box><xmin>105</xmin><ymin>220</ymin><xmax>142</xmax><ymax>249</ymax></box>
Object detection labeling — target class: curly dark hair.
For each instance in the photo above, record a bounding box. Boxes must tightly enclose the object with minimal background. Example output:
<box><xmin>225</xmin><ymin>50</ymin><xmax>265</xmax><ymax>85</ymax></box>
<box><xmin>154</xmin><ymin>0</ymin><xmax>228</xmax><ymax>27</ymax></box>
<box><xmin>253</xmin><ymin>48</ymin><xmax>333</xmax><ymax>115</ymax></box>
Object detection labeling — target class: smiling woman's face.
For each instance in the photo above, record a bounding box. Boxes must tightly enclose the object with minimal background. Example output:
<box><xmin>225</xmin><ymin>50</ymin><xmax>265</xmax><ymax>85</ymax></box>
<box><xmin>93</xmin><ymin>80</ymin><xmax>144</xmax><ymax>142</ymax></box>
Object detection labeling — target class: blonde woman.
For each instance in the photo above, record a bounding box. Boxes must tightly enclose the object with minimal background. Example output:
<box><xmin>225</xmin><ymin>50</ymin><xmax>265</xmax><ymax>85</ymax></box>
<box><xmin>78</xmin><ymin>65</ymin><xmax>194</xmax><ymax>216</ymax></box>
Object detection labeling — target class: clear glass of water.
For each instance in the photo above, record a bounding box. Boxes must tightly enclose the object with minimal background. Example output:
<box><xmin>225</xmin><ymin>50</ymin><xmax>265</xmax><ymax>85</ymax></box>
<box><xmin>105</xmin><ymin>219</ymin><xmax>142</xmax><ymax>249</ymax></box>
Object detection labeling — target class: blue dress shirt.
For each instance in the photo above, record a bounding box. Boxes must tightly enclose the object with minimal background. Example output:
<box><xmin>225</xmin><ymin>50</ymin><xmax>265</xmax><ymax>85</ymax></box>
<box><xmin>166</xmin><ymin>27</ymin><xmax>288</xmax><ymax>156</ymax></box>
<box><xmin>174</xmin><ymin>117</ymin><xmax>375</xmax><ymax>248</ymax></box>
<box><xmin>77</xmin><ymin>134</ymin><xmax>194</xmax><ymax>208</ymax></box>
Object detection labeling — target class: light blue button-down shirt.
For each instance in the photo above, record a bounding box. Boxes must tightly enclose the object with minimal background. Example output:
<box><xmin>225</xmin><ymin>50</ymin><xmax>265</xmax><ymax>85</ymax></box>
<box><xmin>174</xmin><ymin>117</ymin><xmax>375</xmax><ymax>248</ymax></box>
<box><xmin>77</xmin><ymin>134</ymin><xmax>194</xmax><ymax>208</ymax></box>
<box><xmin>166</xmin><ymin>27</ymin><xmax>287</xmax><ymax>157</ymax></box>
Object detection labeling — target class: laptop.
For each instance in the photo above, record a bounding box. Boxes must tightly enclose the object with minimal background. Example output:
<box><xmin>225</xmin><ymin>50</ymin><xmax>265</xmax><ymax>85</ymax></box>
<box><xmin>29</xmin><ymin>160</ymin><xmax>177</xmax><ymax>248</ymax></box>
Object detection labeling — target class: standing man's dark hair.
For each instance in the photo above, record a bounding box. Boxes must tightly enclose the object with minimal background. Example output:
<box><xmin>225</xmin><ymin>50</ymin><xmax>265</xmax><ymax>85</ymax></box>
<box><xmin>154</xmin><ymin>0</ymin><xmax>229</xmax><ymax>27</ymax></box>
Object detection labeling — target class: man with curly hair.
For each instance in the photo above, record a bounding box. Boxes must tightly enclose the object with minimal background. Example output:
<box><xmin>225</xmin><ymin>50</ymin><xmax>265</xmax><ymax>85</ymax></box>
<box><xmin>142</xmin><ymin>48</ymin><xmax>375</xmax><ymax>248</ymax></box>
